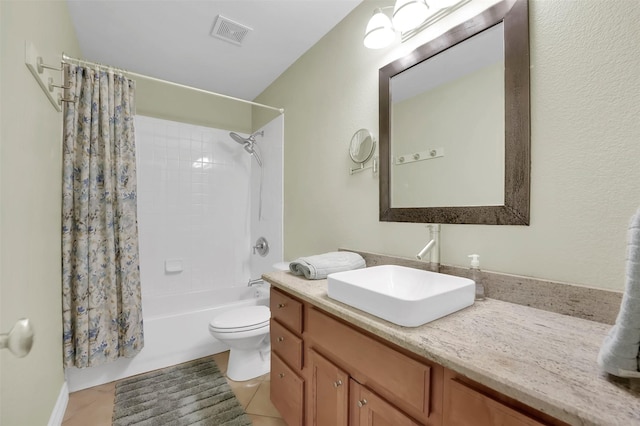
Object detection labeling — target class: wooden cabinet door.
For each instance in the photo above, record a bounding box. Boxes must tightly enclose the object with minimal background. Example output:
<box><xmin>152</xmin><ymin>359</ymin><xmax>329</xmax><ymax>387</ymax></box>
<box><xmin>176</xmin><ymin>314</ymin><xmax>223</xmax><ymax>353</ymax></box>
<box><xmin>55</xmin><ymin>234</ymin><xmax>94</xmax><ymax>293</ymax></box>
<box><xmin>444</xmin><ymin>371</ymin><xmax>546</xmax><ymax>426</ymax></box>
<box><xmin>306</xmin><ymin>307</ymin><xmax>435</xmax><ymax>423</ymax></box>
<box><xmin>271</xmin><ymin>353</ymin><xmax>304</xmax><ymax>426</ymax></box>
<box><xmin>349</xmin><ymin>379</ymin><xmax>421</xmax><ymax>426</ymax></box>
<box><xmin>309</xmin><ymin>349</ymin><xmax>349</xmax><ymax>426</ymax></box>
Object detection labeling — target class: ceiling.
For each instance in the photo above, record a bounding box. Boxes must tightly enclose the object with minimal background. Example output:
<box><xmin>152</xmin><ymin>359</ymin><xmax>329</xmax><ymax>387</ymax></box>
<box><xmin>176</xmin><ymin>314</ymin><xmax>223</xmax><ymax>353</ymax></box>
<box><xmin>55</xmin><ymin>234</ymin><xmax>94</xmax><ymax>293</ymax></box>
<box><xmin>66</xmin><ymin>0</ymin><xmax>363</xmax><ymax>101</ymax></box>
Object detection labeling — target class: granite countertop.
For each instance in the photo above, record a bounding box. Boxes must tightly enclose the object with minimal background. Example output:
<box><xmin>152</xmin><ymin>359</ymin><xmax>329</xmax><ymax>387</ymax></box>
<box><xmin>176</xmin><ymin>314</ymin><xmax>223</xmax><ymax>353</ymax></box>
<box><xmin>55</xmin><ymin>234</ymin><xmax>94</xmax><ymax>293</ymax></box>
<box><xmin>262</xmin><ymin>270</ymin><xmax>640</xmax><ymax>426</ymax></box>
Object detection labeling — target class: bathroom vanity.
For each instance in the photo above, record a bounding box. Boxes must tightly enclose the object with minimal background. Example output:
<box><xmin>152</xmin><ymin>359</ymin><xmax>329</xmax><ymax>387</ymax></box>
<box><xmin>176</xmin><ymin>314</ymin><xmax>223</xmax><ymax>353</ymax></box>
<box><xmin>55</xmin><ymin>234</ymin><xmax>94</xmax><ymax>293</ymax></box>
<box><xmin>264</xmin><ymin>271</ymin><xmax>640</xmax><ymax>426</ymax></box>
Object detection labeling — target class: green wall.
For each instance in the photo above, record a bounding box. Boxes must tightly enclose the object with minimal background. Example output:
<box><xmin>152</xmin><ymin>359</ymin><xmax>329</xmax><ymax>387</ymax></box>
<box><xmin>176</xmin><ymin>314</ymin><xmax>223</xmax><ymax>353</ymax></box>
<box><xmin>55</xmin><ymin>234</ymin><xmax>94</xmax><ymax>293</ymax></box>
<box><xmin>136</xmin><ymin>76</ymin><xmax>252</xmax><ymax>133</ymax></box>
<box><xmin>1</xmin><ymin>1</ymin><xmax>80</xmax><ymax>424</ymax></box>
<box><xmin>256</xmin><ymin>0</ymin><xmax>640</xmax><ymax>291</ymax></box>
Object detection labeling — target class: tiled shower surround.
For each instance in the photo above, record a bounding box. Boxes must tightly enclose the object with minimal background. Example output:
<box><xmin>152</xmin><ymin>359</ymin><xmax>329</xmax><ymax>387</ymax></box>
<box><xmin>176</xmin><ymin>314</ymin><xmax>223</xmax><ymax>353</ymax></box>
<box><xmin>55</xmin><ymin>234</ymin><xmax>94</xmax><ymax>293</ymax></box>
<box><xmin>65</xmin><ymin>115</ymin><xmax>283</xmax><ymax>391</ymax></box>
<box><xmin>135</xmin><ymin>116</ymin><xmax>280</xmax><ymax>301</ymax></box>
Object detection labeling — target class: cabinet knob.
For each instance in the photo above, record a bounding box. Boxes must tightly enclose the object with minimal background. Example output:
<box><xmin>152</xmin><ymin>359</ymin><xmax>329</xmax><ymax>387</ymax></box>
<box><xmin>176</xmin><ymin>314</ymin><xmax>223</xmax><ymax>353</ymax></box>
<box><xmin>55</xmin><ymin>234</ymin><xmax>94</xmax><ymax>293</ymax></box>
<box><xmin>357</xmin><ymin>399</ymin><xmax>368</xmax><ymax>408</ymax></box>
<box><xmin>277</xmin><ymin>303</ymin><xmax>286</xmax><ymax>308</ymax></box>
<box><xmin>277</xmin><ymin>337</ymin><xmax>284</xmax><ymax>342</ymax></box>
<box><xmin>333</xmin><ymin>379</ymin><xmax>343</xmax><ymax>388</ymax></box>
<box><xmin>279</xmin><ymin>372</ymin><xmax>285</xmax><ymax>379</ymax></box>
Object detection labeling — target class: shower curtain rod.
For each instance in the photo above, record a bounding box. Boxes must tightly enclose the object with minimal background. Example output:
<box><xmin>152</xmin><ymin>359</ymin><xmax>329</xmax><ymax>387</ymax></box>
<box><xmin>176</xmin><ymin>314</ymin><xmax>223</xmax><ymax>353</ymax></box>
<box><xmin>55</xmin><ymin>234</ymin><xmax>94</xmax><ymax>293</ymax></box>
<box><xmin>61</xmin><ymin>53</ymin><xmax>285</xmax><ymax>114</ymax></box>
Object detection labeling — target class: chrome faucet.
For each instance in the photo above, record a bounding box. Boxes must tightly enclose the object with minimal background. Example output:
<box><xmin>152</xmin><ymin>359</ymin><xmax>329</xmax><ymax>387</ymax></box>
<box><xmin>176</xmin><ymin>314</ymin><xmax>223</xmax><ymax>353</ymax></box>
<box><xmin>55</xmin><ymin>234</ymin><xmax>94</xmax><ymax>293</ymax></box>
<box><xmin>416</xmin><ymin>224</ymin><xmax>440</xmax><ymax>272</ymax></box>
<box><xmin>247</xmin><ymin>278</ymin><xmax>264</xmax><ymax>287</ymax></box>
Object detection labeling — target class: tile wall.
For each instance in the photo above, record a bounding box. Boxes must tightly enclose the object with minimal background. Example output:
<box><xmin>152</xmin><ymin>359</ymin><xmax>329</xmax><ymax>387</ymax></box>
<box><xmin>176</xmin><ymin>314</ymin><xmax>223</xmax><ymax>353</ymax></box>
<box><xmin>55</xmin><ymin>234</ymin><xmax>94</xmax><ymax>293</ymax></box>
<box><xmin>249</xmin><ymin>116</ymin><xmax>284</xmax><ymax>280</ymax></box>
<box><xmin>135</xmin><ymin>116</ymin><xmax>252</xmax><ymax>300</ymax></box>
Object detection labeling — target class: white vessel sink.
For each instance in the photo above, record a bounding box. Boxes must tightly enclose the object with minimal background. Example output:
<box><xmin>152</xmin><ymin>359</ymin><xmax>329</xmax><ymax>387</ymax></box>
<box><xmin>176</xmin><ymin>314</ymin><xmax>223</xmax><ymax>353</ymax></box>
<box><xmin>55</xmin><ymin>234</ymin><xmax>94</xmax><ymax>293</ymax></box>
<box><xmin>327</xmin><ymin>265</ymin><xmax>475</xmax><ymax>327</ymax></box>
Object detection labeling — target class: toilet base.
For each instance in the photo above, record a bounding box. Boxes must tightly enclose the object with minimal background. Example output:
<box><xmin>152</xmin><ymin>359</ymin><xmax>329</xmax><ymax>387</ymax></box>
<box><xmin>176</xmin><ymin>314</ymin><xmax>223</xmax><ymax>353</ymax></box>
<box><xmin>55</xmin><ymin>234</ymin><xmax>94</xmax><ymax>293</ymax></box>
<box><xmin>226</xmin><ymin>347</ymin><xmax>271</xmax><ymax>381</ymax></box>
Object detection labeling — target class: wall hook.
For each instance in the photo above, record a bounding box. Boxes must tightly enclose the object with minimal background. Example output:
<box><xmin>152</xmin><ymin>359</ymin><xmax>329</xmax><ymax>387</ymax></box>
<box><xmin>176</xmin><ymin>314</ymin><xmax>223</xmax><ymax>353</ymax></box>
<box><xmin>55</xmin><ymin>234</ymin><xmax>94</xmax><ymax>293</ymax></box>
<box><xmin>36</xmin><ymin>56</ymin><xmax>62</xmax><ymax>74</ymax></box>
<box><xmin>48</xmin><ymin>77</ymin><xmax>71</xmax><ymax>93</ymax></box>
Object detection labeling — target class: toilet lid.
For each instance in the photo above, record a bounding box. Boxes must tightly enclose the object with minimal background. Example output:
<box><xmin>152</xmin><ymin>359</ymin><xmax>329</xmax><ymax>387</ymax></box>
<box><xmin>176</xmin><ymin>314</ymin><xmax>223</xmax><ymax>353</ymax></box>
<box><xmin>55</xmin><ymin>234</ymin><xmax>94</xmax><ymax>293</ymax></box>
<box><xmin>209</xmin><ymin>305</ymin><xmax>270</xmax><ymax>330</ymax></box>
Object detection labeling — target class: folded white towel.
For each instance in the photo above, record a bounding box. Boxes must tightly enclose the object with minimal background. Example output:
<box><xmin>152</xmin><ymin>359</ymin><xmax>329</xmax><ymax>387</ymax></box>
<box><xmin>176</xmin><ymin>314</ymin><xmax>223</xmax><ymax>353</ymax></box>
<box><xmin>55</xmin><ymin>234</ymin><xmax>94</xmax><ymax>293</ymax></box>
<box><xmin>289</xmin><ymin>251</ymin><xmax>366</xmax><ymax>280</ymax></box>
<box><xmin>598</xmin><ymin>208</ymin><xmax>640</xmax><ymax>378</ymax></box>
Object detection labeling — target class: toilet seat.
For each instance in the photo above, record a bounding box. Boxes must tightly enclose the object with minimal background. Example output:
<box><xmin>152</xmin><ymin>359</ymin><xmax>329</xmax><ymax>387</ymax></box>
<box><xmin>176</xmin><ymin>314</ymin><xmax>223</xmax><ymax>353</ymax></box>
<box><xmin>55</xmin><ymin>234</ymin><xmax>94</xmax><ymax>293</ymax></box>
<box><xmin>209</xmin><ymin>305</ymin><xmax>270</xmax><ymax>333</ymax></box>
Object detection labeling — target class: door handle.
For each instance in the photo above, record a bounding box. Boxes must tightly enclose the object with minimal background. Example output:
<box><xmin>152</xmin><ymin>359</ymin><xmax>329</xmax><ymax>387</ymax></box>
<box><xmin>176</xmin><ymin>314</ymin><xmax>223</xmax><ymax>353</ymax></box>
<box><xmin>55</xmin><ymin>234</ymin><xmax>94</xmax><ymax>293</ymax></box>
<box><xmin>0</xmin><ymin>318</ymin><xmax>34</xmax><ymax>358</ymax></box>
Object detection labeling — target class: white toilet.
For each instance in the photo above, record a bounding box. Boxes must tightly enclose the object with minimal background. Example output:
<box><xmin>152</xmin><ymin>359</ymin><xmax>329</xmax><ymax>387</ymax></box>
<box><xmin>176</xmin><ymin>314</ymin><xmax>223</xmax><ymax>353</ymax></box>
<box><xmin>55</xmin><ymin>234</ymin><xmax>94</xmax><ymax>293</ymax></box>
<box><xmin>209</xmin><ymin>304</ymin><xmax>271</xmax><ymax>381</ymax></box>
<box><xmin>208</xmin><ymin>262</ymin><xmax>290</xmax><ymax>381</ymax></box>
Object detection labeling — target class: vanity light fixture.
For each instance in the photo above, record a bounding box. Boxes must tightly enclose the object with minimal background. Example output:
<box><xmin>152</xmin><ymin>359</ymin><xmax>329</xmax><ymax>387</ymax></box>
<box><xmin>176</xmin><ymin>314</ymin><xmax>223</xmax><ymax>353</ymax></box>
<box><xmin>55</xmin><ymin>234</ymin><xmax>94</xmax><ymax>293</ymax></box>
<box><xmin>363</xmin><ymin>8</ymin><xmax>396</xmax><ymax>49</ymax></box>
<box><xmin>364</xmin><ymin>0</ymin><xmax>462</xmax><ymax>49</ymax></box>
<box><xmin>392</xmin><ymin>0</ymin><xmax>431</xmax><ymax>32</ymax></box>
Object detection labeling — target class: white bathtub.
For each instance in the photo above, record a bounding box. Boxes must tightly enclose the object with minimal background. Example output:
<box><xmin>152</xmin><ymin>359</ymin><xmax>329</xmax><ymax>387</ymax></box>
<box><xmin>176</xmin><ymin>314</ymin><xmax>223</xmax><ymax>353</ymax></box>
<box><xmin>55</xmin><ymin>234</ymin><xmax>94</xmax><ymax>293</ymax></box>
<box><xmin>143</xmin><ymin>285</ymin><xmax>269</xmax><ymax>319</ymax></box>
<box><xmin>65</xmin><ymin>284</ymin><xmax>270</xmax><ymax>392</ymax></box>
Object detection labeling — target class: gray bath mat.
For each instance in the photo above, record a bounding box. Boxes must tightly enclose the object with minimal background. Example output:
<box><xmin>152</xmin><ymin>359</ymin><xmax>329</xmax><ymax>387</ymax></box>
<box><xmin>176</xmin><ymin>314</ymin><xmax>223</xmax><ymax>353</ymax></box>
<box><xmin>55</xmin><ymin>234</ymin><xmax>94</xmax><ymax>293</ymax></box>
<box><xmin>112</xmin><ymin>357</ymin><xmax>252</xmax><ymax>426</ymax></box>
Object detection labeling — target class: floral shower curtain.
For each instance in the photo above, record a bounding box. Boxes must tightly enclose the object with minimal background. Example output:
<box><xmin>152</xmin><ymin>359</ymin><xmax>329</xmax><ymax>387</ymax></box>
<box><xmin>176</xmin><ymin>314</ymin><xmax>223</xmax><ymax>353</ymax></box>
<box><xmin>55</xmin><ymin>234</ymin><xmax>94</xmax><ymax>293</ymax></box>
<box><xmin>61</xmin><ymin>64</ymin><xmax>144</xmax><ymax>368</ymax></box>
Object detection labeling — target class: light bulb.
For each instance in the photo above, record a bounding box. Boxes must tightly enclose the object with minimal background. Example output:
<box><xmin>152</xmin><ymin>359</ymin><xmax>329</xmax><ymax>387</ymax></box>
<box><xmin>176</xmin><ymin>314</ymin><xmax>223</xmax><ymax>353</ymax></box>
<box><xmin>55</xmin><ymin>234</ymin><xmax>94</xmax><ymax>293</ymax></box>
<box><xmin>392</xmin><ymin>0</ymin><xmax>429</xmax><ymax>33</ymax></box>
<box><xmin>363</xmin><ymin>9</ymin><xmax>395</xmax><ymax>49</ymax></box>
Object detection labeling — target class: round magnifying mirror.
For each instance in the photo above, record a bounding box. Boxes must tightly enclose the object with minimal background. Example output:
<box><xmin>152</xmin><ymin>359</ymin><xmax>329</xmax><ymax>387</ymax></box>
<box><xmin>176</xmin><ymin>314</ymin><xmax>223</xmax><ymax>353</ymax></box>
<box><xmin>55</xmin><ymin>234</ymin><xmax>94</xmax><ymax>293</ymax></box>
<box><xmin>349</xmin><ymin>129</ymin><xmax>376</xmax><ymax>164</ymax></box>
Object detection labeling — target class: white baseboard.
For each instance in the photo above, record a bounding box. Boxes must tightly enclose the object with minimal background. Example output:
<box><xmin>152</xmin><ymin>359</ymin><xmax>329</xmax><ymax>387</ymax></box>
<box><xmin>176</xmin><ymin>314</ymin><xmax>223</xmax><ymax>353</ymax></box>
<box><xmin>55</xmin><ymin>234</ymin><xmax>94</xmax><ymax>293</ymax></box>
<box><xmin>48</xmin><ymin>381</ymin><xmax>69</xmax><ymax>426</ymax></box>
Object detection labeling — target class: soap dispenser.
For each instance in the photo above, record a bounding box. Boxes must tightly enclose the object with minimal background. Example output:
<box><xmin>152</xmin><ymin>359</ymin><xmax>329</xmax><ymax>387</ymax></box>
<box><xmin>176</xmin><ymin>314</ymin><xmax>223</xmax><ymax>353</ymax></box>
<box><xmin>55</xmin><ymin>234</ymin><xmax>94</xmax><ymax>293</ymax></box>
<box><xmin>468</xmin><ymin>254</ymin><xmax>485</xmax><ymax>300</ymax></box>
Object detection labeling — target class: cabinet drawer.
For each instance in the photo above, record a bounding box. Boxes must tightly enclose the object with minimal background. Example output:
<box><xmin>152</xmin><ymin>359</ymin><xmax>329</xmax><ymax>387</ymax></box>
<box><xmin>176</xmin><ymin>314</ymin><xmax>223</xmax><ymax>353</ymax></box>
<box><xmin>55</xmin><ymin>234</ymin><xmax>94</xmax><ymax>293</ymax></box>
<box><xmin>271</xmin><ymin>352</ymin><xmax>304</xmax><ymax>426</ymax></box>
<box><xmin>271</xmin><ymin>318</ymin><xmax>303</xmax><ymax>370</ymax></box>
<box><xmin>271</xmin><ymin>288</ymin><xmax>303</xmax><ymax>334</ymax></box>
<box><xmin>306</xmin><ymin>308</ymin><xmax>432</xmax><ymax>422</ymax></box>
<box><xmin>444</xmin><ymin>377</ymin><xmax>545</xmax><ymax>426</ymax></box>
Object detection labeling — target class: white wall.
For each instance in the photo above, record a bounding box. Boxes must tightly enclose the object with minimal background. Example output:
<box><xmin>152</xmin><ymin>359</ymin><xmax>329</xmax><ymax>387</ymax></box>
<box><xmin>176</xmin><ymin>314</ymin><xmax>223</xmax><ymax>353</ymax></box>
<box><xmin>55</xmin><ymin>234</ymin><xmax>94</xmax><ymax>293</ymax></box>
<box><xmin>256</xmin><ymin>0</ymin><xmax>640</xmax><ymax>291</ymax></box>
<box><xmin>136</xmin><ymin>116</ymin><xmax>251</xmax><ymax>301</ymax></box>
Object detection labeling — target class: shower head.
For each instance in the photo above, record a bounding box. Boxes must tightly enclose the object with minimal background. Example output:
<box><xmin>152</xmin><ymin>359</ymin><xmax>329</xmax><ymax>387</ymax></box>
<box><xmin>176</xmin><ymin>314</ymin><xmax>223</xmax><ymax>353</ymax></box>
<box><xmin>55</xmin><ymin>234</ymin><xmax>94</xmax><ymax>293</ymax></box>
<box><xmin>230</xmin><ymin>132</ymin><xmax>250</xmax><ymax>145</ymax></box>
<box><xmin>229</xmin><ymin>131</ymin><xmax>264</xmax><ymax>167</ymax></box>
<box><xmin>229</xmin><ymin>130</ymin><xmax>264</xmax><ymax>145</ymax></box>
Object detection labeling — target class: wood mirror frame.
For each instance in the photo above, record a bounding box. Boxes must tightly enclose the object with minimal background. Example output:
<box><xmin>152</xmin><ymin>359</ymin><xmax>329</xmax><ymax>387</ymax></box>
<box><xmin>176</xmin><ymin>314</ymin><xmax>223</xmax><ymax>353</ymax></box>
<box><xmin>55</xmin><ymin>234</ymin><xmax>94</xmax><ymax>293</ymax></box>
<box><xmin>379</xmin><ymin>0</ymin><xmax>530</xmax><ymax>225</ymax></box>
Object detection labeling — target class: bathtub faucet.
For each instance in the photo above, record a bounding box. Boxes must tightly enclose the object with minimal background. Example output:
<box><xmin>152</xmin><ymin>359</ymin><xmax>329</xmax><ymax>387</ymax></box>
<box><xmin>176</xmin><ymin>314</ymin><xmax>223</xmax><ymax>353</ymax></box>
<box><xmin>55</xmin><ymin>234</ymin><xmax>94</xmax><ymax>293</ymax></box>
<box><xmin>247</xmin><ymin>278</ymin><xmax>264</xmax><ymax>287</ymax></box>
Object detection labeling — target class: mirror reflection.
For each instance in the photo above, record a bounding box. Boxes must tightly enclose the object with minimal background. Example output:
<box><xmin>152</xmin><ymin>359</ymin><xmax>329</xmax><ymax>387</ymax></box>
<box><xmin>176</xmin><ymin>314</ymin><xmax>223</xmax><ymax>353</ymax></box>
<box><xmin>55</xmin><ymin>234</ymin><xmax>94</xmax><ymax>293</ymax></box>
<box><xmin>379</xmin><ymin>0</ymin><xmax>530</xmax><ymax>225</ymax></box>
<box><xmin>391</xmin><ymin>23</ymin><xmax>505</xmax><ymax>208</ymax></box>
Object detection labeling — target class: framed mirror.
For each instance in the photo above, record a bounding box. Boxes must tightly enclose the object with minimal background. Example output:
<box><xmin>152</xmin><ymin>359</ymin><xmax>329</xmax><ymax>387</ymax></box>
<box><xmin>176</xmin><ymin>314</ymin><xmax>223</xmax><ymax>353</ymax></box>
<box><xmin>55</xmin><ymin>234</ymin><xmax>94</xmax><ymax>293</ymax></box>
<box><xmin>379</xmin><ymin>0</ymin><xmax>530</xmax><ymax>225</ymax></box>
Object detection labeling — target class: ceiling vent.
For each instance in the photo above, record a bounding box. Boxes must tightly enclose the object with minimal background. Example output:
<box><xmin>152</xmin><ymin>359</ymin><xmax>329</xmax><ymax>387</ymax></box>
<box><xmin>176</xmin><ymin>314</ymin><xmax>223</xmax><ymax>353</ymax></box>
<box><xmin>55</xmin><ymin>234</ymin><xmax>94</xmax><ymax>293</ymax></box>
<box><xmin>210</xmin><ymin>15</ymin><xmax>252</xmax><ymax>46</ymax></box>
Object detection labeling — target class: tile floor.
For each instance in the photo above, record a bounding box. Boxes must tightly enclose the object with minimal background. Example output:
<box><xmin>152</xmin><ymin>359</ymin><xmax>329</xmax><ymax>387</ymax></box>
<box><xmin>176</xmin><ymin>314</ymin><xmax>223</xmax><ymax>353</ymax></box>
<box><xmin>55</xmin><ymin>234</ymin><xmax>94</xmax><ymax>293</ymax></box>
<box><xmin>62</xmin><ymin>351</ymin><xmax>286</xmax><ymax>426</ymax></box>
